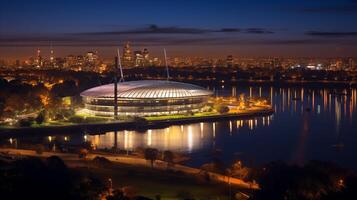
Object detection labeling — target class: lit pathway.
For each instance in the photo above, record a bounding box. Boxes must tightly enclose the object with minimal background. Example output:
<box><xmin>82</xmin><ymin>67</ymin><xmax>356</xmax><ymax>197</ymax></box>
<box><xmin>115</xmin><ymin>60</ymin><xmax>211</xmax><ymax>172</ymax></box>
<box><xmin>0</xmin><ymin>148</ymin><xmax>259</xmax><ymax>189</ymax></box>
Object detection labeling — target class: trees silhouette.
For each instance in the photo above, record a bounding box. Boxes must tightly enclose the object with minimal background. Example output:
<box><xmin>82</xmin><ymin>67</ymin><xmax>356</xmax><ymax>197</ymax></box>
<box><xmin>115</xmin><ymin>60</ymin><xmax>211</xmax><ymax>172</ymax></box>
<box><xmin>79</xmin><ymin>148</ymin><xmax>89</xmax><ymax>159</ymax></box>
<box><xmin>0</xmin><ymin>157</ymin><xmax>105</xmax><ymax>200</ymax></box>
<box><xmin>252</xmin><ymin>161</ymin><xmax>356</xmax><ymax>200</ymax></box>
<box><xmin>163</xmin><ymin>150</ymin><xmax>174</xmax><ymax>168</ymax></box>
<box><xmin>144</xmin><ymin>148</ymin><xmax>158</xmax><ymax>168</ymax></box>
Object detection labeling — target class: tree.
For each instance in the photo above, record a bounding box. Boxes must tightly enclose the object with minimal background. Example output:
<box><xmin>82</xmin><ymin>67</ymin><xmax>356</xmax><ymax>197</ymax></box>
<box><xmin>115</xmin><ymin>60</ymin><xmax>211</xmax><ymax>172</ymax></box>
<box><xmin>200</xmin><ymin>157</ymin><xmax>226</xmax><ymax>175</ymax></box>
<box><xmin>51</xmin><ymin>80</ymin><xmax>77</xmax><ymax>97</ymax></box>
<box><xmin>46</xmin><ymin>156</ymin><xmax>67</xmax><ymax>171</ymax></box>
<box><xmin>144</xmin><ymin>148</ymin><xmax>158</xmax><ymax>168</ymax></box>
<box><xmin>122</xmin><ymin>186</ymin><xmax>136</xmax><ymax>199</ymax></box>
<box><xmin>35</xmin><ymin>144</ymin><xmax>45</xmax><ymax>155</ymax></box>
<box><xmin>163</xmin><ymin>150</ymin><xmax>174</xmax><ymax>168</ymax></box>
<box><xmin>229</xmin><ymin>160</ymin><xmax>249</xmax><ymax>179</ymax></box>
<box><xmin>4</xmin><ymin>94</ymin><xmax>26</xmax><ymax>114</ymax></box>
<box><xmin>0</xmin><ymin>98</ymin><xmax>5</xmax><ymax>119</ymax></box>
<box><xmin>36</xmin><ymin>110</ymin><xmax>46</xmax><ymax>124</ymax></box>
<box><xmin>18</xmin><ymin>118</ymin><xmax>35</xmax><ymax>127</ymax></box>
<box><xmin>214</xmin><ymin>104</ymin><xmax>230</xmax><ymax>114</ymax></box>
<box><xmin>0</xmin><ymin>157</ymin><xmax>106</xmax><ymax>200</ymax></box>
<box><xmin>93</xmin><ymin>156</ymin><xmax>112</xmax><ymax>167</ymax></box>
<box><xmin>252</xmin><ymin>161</ymin><xmax>349</xmax><ymax>200</ymax></box>
<box><xmin>79</xmin><ymin>148</ymin><xmax>89</xmax><ymax>159</ymax></box>
<box><xmin>106</xmin><ymin>189</ymin><xmax>125</xmax><ymax>200</ymax></box>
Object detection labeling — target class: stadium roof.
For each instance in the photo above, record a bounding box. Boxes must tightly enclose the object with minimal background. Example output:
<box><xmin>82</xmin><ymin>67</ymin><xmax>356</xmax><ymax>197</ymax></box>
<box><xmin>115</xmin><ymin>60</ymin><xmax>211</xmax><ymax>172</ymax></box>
<box><xmin>80</xmin><ymin>80</ymin><xmax>213</xmax><ymax>99</ymax></box>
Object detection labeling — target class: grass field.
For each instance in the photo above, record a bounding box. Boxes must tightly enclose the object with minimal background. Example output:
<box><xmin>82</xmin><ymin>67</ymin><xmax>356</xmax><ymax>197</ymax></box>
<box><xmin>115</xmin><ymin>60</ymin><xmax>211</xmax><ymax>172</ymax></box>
<box><xmin>70</xmin><ymin>160</ymin><xmax>235</xmax><ymax>200</ymax></box>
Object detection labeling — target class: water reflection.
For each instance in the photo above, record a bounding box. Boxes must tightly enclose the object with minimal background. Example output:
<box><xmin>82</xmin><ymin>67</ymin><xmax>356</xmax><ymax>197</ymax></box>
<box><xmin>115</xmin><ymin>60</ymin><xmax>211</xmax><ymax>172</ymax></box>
<box><xmin>3</xmin><ymin>86</ymin><xmax>357</xmax><ymax>168</ymax></box>
<box><xmin>86</xmin><ymin>116</ymin><xmax>272</xmax><ymax>153</ymax></box>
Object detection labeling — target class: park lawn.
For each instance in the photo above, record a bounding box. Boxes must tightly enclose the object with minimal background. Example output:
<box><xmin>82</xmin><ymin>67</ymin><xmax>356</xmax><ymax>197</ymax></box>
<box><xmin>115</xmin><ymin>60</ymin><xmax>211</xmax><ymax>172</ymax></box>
<box><xmin>72</xmin><ymin>161</ymin><xmax>231</xmax><ymax>200</ymax></box>
<box><xmin>74</xmin><ymin>113</ymin><xmax>111</xmax><ymax>119</ymax></box>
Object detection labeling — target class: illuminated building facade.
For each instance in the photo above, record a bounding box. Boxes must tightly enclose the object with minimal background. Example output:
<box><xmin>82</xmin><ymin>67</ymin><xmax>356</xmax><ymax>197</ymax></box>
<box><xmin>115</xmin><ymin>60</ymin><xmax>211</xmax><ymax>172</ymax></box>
<box><xmin>35</xmin><ymin>48</ymin><xmax>43</xmax><ymax>67</ymax></box>
<box><xmin>80</xmin><ymin>80</ymin><xmax>213</xmax><ymax>117</ymax></box>
<box><xmin>134</xmin><ymin>50</ymin><xmax>144</xmax><ymax>66</ymax></box>
<box><xmin>122</xmin><ymin>42</ymin><xmax>133</xmax><ymax>67</ymax></box>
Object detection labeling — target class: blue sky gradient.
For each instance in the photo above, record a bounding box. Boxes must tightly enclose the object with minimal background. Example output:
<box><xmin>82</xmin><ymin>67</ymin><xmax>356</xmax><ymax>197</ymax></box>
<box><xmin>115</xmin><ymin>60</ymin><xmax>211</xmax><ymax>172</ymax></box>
<box><xmin>1</xmin><ymin>0</ymin><xmax>357</xmax><ymax>59</ymax></box>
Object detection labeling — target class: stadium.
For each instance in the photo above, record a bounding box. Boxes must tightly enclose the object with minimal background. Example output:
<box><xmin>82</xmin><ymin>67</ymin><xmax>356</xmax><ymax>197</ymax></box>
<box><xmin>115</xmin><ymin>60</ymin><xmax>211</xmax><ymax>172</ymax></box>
<box><xmin>80</xmin><ymin>80</ymin><xmax>213</xmax><ymax>117</ymax></box>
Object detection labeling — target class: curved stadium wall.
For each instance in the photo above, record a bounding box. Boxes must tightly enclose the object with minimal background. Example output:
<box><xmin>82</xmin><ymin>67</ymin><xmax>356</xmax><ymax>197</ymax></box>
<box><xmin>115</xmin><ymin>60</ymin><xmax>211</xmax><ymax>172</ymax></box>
<box><xmin>80</xmin><ymin>80</ymin><xmax>213</xmax><ymax>117</ymax></box>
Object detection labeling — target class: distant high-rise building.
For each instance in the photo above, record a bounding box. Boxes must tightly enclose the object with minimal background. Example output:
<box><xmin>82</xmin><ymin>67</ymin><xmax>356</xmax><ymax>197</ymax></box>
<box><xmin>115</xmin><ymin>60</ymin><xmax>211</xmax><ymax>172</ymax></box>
<box><xmin>336</xmin><ymin>59</ymin><xmax>343</xmax><ymax>70</ymax></box>
<box><xmin>76</xmin><ymin>55</ymin><xmax>84</xmax><ymax>66</ymax></box>
<box><xmin>35</xmin><ymin>48</ymin><xmax>42</xmax><ymax>67</ymax></box>
<box><xmin>122</xmin><ymin>42</ymin><xmax>133</xmax><ymax>67</ymax></box>
<box><xmin>152</xmin><ymin>57</ymin><xmax>161</xmax><ymax>66</ymax></box>
<box><xmin>85</xmin><ymin>51</ymin><xmax>98</xmax><ymax>64</ymax></box>
<box><xmin>15</xmin><ymin>59</ymin><xmax>20</xmax><ymax>67</ymax></box>
<box><xmin>50</xmin><ymin>46</ymin><xmax>55</xmax><ymax>67</ymax></box>
<box><xmin>83</xmin><ymin>51</ymin><xmax>99</xmax><ymax>71</ymax></box>
<box><xmin>134</xmin><ymin>50</ymin><xmax>144</xmax><ymax>67</ymax></box>
<box><xmin>143</xmin><ymin>48</ymin><xmax>150</xmax><ymax>62</ymax></box>
<box><xmin>348</xmin><ymin>58</ymin><xmax>355</xmax><ymax>70</ymax></box>
<box><xmin>273</xmin><ymin>57</ymin><xmax>280</xmax><ymax>69</ymax></box>
<box><xmin>226</xmin><ymin>55</ymin><xmax>233</xmax><ymax>67</ymax></box>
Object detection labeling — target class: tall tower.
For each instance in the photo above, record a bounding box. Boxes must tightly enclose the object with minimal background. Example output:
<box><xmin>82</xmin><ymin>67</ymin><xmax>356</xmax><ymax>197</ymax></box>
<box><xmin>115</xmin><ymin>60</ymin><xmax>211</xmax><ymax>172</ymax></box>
<box><xmin>122</xmin><ymin>42</ymin><xmax>133</xmax><ymax>67</ymax></box>
<box><xmin>226</xmin><ymin>55</ymin><xmax>233</xmax><ymax>67</ymax></box>
<box><xmin>142</xmin><ymin>48</ymin><xmax>149</xmax><ymax>66</ymax></box>
<box><xmin>50</xmin><ymin>44</ymin><xmax>55</xmax><ymax>67</ymax></box>
<box><xmin>348</xmin><ymin>58</ymin><xmax>355</xmax><ymax>70</ymax></box>
<box><xmin>134</xmin><ymin>51</ymin><xmax>143</xmax><ymax>67</ymax></box>
<box><xmin>36</xmin><ymin>48</ymin><xmax>42</xmax><ymax>67</ymax></box>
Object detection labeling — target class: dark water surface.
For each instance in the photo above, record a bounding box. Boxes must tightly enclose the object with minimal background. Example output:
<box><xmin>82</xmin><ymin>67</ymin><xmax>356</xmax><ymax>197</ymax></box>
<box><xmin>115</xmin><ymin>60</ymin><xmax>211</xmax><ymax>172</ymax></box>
<box><xmin>3</xmin><ymin>85</ymin><xmax>357</xmax><ymax>169</ymax></box>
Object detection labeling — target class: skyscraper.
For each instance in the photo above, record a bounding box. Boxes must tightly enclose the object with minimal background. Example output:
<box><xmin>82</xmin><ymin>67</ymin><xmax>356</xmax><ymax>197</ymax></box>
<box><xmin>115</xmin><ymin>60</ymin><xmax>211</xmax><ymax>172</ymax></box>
<box><xmin>122</xmin><ymin>42</ymin><xmax>133</xmax><ymax>67</ymax></box>
<box><xmin>142</xmin><ymin>48</ymin><xmax>150</xmax><ymax>65</ymax></box>
<box><xmin>226</xmin><ymin>55</ymin><xmax>233</xmax><ymax>67</ymax></box>
<box><xmin>35</xmin><ymin>48</ymin><xmax>42</xmax><ymax>68</ymax></box>
<box><xmin>348</xmin><ymin>58</ymin><xmax>355</xmax><ymax>70</ymax></box>
<box><xmin>50</xmin><ymin>45</ymin><xmax>55</xmax><ymax>67</ymax></box>
<box><xmin>134</xmin><ymin>50</ymin><xmax>144</xmax><ymax>67</ymax></box>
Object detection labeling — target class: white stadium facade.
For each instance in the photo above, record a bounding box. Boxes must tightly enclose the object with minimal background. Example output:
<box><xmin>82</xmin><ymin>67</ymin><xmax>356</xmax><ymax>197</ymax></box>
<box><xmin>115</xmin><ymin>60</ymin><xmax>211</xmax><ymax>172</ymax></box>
<box><xmin>80</xmin><ymin>80</ymin><xmax>213</xmax><ymax>117</ymax></box>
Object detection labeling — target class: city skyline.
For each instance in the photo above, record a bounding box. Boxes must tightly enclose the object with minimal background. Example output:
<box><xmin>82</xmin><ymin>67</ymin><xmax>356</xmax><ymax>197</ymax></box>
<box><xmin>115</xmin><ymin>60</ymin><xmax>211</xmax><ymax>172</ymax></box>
<box><xmin>1</xmin><ymin>0</ymin><xmax>357</xmax><ymax>59</ymax></box>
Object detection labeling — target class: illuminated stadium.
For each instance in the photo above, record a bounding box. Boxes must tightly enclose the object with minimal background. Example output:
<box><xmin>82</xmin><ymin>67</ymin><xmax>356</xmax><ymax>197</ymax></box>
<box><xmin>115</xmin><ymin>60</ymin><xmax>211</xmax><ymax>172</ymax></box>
<box><xmin>80</xmin><ymin>80</ymin><xmax>213</xmax><ymax>117</ymax></box>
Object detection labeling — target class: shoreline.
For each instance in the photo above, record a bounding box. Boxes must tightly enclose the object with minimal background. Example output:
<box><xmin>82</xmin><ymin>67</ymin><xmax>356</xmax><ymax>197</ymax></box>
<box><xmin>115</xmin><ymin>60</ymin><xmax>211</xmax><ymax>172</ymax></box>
<box><xmin>0</xmin><ymin>148</ymin><xmax>259</xmax><ymax>189</ymax></box>
<box><xmin>0</xmin><ymin>107</ymin><xmax>274</xmax><ymax>137</ymax></box>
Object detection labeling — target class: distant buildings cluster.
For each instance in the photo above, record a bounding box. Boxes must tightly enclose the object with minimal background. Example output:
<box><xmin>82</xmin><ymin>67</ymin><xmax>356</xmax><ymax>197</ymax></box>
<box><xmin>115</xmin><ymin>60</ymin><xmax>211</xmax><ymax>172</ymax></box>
<box><xmin>0</xmin><ymin>42</ymin><xmax>164</xmax><ymax>73</ymax></box>
<box><xmin>121</xmin><ymin>42</ymin><xmax>161</xmax><ymax>67</ymax></box>
<box><xmin>0</xmin><ymin>42</ymin><xmax>356</xmax><ymax>72</ymax></box>
<box><xmin>21</xmin><ymin>48</ymin><xmax>105</xmax><ymax>73</ymax></box>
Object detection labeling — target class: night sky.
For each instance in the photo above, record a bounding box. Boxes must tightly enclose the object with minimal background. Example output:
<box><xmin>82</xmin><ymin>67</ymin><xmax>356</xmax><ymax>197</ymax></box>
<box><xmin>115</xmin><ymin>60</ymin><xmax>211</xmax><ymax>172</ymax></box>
<box><xmin>1</xmin><ymin>0</ymin><xmax>357</xmax><ymax>59</ymax></box>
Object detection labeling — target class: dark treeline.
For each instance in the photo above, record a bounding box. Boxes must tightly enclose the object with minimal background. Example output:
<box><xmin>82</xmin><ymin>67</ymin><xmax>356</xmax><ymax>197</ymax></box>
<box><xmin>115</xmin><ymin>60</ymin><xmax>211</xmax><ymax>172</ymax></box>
<box><xmin>251</xmin><ymin>160</ymin><xmax>357</xmax><ymax>200</ymax></box>
<box><xmin>0</xmin><ymin>156</ymin><xmax>105</xmax><ymax>200</ymax></box>
<box><xmin>1</xmin><ymin>156</ymin><xmax>357</xmax><ymax>200</ymax></box>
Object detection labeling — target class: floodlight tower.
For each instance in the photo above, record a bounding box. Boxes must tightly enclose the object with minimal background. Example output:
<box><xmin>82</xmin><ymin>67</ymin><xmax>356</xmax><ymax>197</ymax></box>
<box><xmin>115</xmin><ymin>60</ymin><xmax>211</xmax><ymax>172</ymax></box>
<box><xmin>114</xmin><ymin>50</ymin><xmax>119</xmax><ymax>120</ymax></box>
<box><xmin>164</xmin><ymin>48</ymin><xmax>170</xmax><ymax>81</ymax></box>
<box><xmin>114</xmin><ymin>48</ymin><xmax>124</xmax><ymax>120</ymax></box>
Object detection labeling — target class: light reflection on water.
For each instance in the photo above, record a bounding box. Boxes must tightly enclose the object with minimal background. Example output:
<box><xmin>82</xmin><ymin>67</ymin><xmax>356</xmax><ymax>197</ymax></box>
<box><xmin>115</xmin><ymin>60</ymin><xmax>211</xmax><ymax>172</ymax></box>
<box><xmin>87</xmin><ymin>116</ymin><xmax>272</xmax><ymax>153</ymax></box>
<box><xmin>4</xmin><ymin>86</ymin><xmax>357</xmax><ymax>168</ymax></box>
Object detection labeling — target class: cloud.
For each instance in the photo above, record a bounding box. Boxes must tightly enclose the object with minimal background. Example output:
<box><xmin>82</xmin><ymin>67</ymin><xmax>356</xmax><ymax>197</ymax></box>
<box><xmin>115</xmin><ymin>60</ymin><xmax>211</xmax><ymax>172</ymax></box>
<box><xmin>2</xmin><ymin>35</ymin><xmax>357</xmax><ymax>47</ymax></box>
<box><xmin>73</xmin><ymin>25</ymin><xmax>273</xmax><ymax>36</ymax></box>
<box><xmin>305</xmin><ymin>31</ymin><xmax>357</xmax><ymax>37</ymax></box>
<box><xmin>0</xmin><ymin>25</ymin><xmax>297</xmax><ymax>48</ymax></box>
<box><xmin>244</xmin><ymin>28</ymin><xmax>274</xmax><ymax>34</ymax></box>
<box><xmin>218</xmin><ymin>28</ymin><xmax>241</xmax><ymax>33</ymax></box>
<box><xmin>75</xmin><ymin>25</ymin><xmax>209</xmax><ymax>35</ymax></box>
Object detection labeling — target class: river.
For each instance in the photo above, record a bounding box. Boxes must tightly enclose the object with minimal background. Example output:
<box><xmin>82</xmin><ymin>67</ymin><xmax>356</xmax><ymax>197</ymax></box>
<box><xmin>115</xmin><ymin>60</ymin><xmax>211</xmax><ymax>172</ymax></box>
<box><xmin>3</xmin><ymin>85</ymin><xmax>357</xmax><ymax>169</ymax></box>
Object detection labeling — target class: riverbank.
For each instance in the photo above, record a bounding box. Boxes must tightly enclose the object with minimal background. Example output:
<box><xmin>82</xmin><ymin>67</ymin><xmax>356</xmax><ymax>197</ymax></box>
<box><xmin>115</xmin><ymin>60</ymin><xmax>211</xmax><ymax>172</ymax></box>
<box><xmin>0</xmin><ymin>106</ymin><xmax>273</xmax><ymax>137</ymax></box>
<box><xmin>0</xmin><ymin>148</ymin><xmax>259</xmax><ymax>190</ymax></box>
